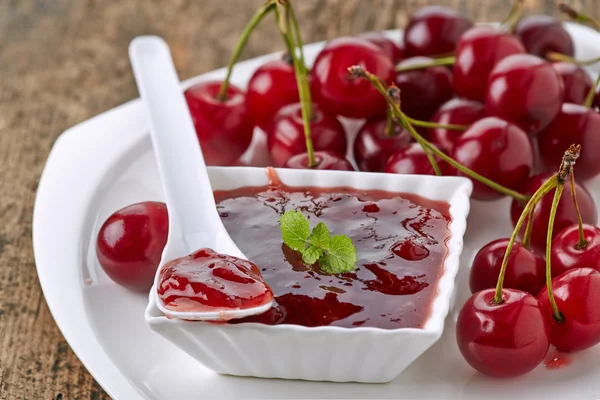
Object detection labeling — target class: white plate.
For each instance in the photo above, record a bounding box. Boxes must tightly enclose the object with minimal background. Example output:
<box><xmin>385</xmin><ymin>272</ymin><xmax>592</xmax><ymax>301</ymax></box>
<box><xmin>34</xmin><ymin>25</ymin><xmax>600</xmax><ymax>399</ymax></box>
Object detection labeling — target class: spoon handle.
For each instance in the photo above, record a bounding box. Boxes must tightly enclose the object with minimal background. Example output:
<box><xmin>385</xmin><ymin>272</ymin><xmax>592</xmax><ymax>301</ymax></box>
<box><xmin>129</xmin><ymin>36</ymin><xmax>222</xmax><ymax>252</ymax></box>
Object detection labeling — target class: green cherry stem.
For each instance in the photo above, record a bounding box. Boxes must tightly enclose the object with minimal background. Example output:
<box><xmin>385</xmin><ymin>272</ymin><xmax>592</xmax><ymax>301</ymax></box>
<box><xmin>570</xmin><ymin>168</ymin><xmax>588</xmax><ymax>249</ymax></box>
<box><xmin>558</xmin><ymin>1</ymin><xmax>600</xmax><ymax>32</ymax></box>
<box><xmin>405</xmin><ymin>116</ymin><xmax>468</xmax><ymax>131</ymax></box>
<box><xmin>395</xmin><ymin>56</ymin><xmax>456</xmax><ymax>72</ymax></box>
<box><xmin>584</xmin><ymin>72</ymin><xmax>600</xmax><ymax>108</ymax></box>
<box><xmin>522</xmin><ymin>208</ymin><xmax>535</xmax><ymax>250</ymax></box>
<box><xmin>546</xmin><ymin>52</ymin><xmax>600</xmax><ymax>66</ymax></box>
<box><xmin>216</xmin><ymin>0</ymin><xmax>276</xmax><ymax>100</ymax></box>
<box><xmin>274</xmin><ymin>1</ymin><xmax>316</xmax><ymax>167</ymax></box>
<box><xmin>350</xmin><ymin>65</ymin><xmax>530</xmax><ymax>201</ymax></box>
<box><xmin>493</xmin><ymin>174</ymin><xmax>559</xmax><ymax>303</ymax></box>
<box><xmin>546</xmin><ymin>182</ymin><xmax>566</xmax><ymax>322</ymax></box>
<box><xmin>544</xmin><ymin>143</ymin><xmax>581</xmax><ymax>320</ymax></box>
<box><xmin>501</xmin><ymin>0</ymin><xmax>524</xmax><ymax>32</ymax></box>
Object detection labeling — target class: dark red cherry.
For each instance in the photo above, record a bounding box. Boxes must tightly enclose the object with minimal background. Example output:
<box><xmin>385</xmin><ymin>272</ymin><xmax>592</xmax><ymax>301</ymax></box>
<box><xmin>429</xmin><ymin>98</ymin><xmax>485</xmax><ymax>152</ymax></box>
<box><xmin>514</xmin><ymin>15</ymin><xmax>574</xmax><ymax>58</ymax></box>
<box><xmin>353</xmin><ymin>116</ymin><xmax>412</xmax><ymax>172</ymax></box>
<box><xmin>403</xmin><ymin>6</ymin><xmax>473</xmax><ymax>57</ymax></box>
<box><xmin>385</xmin><ymin>143</ymin><xmax>447</xmax><ymax>175</ymax></box>
<box><xmin>359</xmin><ymin>31</ymin><xmax>404</xmax><ymax>64</ymax></box>
<box><xmin>486</xmin><ymin>54</ymin><xmax>563</xmax><ymax>135</ymax></box>
<box><xmin>395</xmin><ymin>57</ymin><xmax>454</xmax><ymax>121</ymax></box>
<box><xmin>469</xmin><ymin>239</ymin><xmax>546</xmax><ymax>296</ymax></box>
<box><xmin>184</xmin><ymin>81</ymin><xmax>254</xmax><ymax>165</ymax></box>
<box><xmin>453</xmin><ymin>26</ymin><xmax>525</xmax><ymax>101</ymax></box>
<box><xmin>283</xmin><ymin>151</ymin><xmax>355</xmax><ymax>171</ymax></box>
<box><xmin>456</xmin><ymin>288</ymin><xmax>550</xmax><ymax>378</ymax></box>
<box><xmin>538</xmin><ymin>103</ymin><xmax>600</xmax><ymax>180</ymax></box>
<box><xmin>246</xmin><ymin>59</ymin><xmax>298</xmax><ymax>132</ymax></box>
<box><xmin>96</xmin><ymin>202</ymin><xmax>168</xmax><ymax>292</ymax></box>
<box><xmin>451</xmin><ymin>117</ymin><xmax>534</xmax><ymax>201</ymax></box>
<box><xmin>550</xmin><ymin>224</ymin><xmax>600</xmax><ymax>278</ymax></box>
<box><xmin>157</xmin><ymin>248</ymin><xmax>273</xmax><ymax>313</ymax></box>
<box><xmin>538</xmin><ymin>268</ymin><xmax>600</xmax><ymax>352</ymax></box>
<box><xmin>311</xmin><ymin>37</ymin><xmax>395</xmax><ymax>119</ymax></box>
<box><xmin>267</xmin><ymin>102</ymin><xmax>347</xmax><ymax>167</ymax></box>
<box><xmin>551</xmin><ymin>62</ymin><xmax>593</xmax><ymax>105</ymax></box>
<box><xmin>510</xmin><ymin>173</ymin><xmax>598</xmax><ymax>254</ymax></box>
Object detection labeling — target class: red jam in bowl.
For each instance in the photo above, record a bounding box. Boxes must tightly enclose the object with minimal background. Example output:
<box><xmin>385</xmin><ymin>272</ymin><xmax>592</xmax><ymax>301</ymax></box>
<box><xmin>214</xmin><ymin>183</ymin><xmax>451</xmax><ymax>329</ymax></box>
<box><xmin>157</xmin><ymin>248</ymin><xmax>273</xmax><ymax>313</ymax></box>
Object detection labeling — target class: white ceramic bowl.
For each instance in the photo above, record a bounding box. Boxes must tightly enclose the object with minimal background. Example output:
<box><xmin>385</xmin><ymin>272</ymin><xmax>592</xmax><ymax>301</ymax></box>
<box><xmin>146</xmin><ymin>168</ymin><xmax>472</xmax><ymax>383</ymax></box>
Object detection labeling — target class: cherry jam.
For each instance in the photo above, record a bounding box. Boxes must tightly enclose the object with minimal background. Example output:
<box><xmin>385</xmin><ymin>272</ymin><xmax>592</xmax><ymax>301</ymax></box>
<box><xmin>214</xmin><ymin>184</ymin><xmax>451</xmax><ymax>329</ymax></box>
<box><xmin>157</xmin><ymin>248</ymin><xmax>273</xmax><ymax>313</ymax></box>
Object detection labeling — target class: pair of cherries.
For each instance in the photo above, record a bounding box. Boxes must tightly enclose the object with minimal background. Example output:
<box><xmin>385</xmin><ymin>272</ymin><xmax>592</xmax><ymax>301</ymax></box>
<box><xmin>458</xmin><ymin>167</ymin><xmax>600</xmax><ymax>377</ymax></box>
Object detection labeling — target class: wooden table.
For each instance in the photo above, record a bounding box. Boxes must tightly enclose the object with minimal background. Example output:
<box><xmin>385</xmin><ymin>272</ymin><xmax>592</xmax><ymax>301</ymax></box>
<box><xmin>1</xmin><ymin>0</ymin><xmax>598</xmax><ymax>398</ymax></box>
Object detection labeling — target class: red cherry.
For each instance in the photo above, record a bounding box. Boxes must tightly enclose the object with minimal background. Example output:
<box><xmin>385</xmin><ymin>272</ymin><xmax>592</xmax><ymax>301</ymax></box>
<box><xmin>429</xmin><ymin>98</ymin><xmax>485</xmax><ymax>152</ymax></box>
<box><xmin>469</xmin><ymin>239</ymin><xmax>546</xmax><ymax>296</ymax></box>
<box><xmin>551</xmin><ymin>62</ymin><xmax>593</xmax><ymax>105</ymax></box>
<box><xmin>359</xmin><ymin>31</ymin><xmax>404</xmax><ymax>64</ymax></box>
<box><xmin>538</xmin><ymin>268</ymin><xmax>600</xmax><ymax>352</ymax></box>
<box><xmin>486</xmin><ymin>54</ymin><xmax>563</xmax><ymax>135</ymax></box>
<box><xmin>453</xmin><ymin>26</ymin><xmax>525</xmax><ymax>101</ymax></box>
<box><xmin>385</xmin><ymin>143</ymin><xmax>447</xmax><ymax>175</ymax></box>
<box><xmin>538</xmin><ymin>103</ymin><xmax>600</xmax><ymax>180</ymax></box>
<box><xmin>246</xmin><ymin>59</ymin><xmax>298</xmax><ymax>132</ymax></box>
<box><xmin>353</xmin><ymin>116</ymin><xmax>412</xmax><ymax>172</ymax></box>
<box><xmin>451</xmin><ymin>117</ymin><xmax>534</xmax><ymax>201</ymax></box>
<box><xmin>403</xmin><ymin>6</ymin><xmax>473</xmax><ymax>58</ymax></box>
<box><xmin>283</xmin><ymin>151</ymin><xmax>355</xmax><ymax>171</ymax></box>
<box><xmin>456</xmin><ymin>288</ymin><xmax>550</xmax><ymax>378</ymax></box>
<box><xmin>266</xmin><ymin>103</ymin><xmax>347</xmax><ymax>167</ymax></box>
<box><xmin>550</xmin><ymin>224</ymin><xmax>600</xmax><ymax>278</ymax></box>
<box><xmin>184</xmin><ymin>81</ymin><xmax>253</xmax><ymax>165</ymax></box>
<box><xmin>510</xmin><ymin>173</ymin><xmax>598</xmax><ymax>254</ymax></box>
<box><xmin>311</xmin><ymin>37</ymin><xmax>395</xmax><ymax>119</ymax></box>
<box><xmin>96</xmin><ymin>202</ymin><xmax>168</xmax><ymax>292</ymax></box>
<box><xmin>514</xmin><ymin>15</ymin><xmax>574</xmax><ymax>58</ymax></box>
<box><xmin>395</xmin><ymin>57</ymin><xmax>454</xmax><ymax>121</ymax></box>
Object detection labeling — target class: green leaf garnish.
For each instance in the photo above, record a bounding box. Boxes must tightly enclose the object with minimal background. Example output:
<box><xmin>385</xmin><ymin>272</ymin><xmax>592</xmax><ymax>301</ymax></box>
<box><xmin>280</xmin><ymin>210</ymin><xmax>357</xmax><ymax>274</ymax></box>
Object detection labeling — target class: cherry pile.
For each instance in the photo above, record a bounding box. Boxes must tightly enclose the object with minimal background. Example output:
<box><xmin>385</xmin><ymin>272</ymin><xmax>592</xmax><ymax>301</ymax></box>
<box><xmin>95</xmin><ymin>0</ymin><xmax>600</xmax><ymax>379</ymax></box>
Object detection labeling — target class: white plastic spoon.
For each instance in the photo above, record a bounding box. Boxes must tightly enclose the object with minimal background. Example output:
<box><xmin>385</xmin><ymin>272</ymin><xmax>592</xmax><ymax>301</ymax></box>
<box><xmin>129</xmin><ymin>35</ymin><xmax>272</xmax><ymax>321</ymax></box>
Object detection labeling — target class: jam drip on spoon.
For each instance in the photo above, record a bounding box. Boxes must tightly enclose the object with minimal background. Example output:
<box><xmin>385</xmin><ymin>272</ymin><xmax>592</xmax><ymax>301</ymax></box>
<box><xmin>157</xmin><ymin>248</ymin><xmax>273</xmax><ymax>315</ymax></box>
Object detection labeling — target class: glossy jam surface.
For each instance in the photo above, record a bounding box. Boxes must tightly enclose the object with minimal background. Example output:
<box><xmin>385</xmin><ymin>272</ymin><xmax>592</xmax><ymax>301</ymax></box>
<box><xmin>213</xmin><ymin>184</ymin><xmax>452</xmax><ymax>329</ymax></box>
<box><xmin>157</xmin><ymin>248</ymin><xmax>273</xmax><ymax>313</ymax></box>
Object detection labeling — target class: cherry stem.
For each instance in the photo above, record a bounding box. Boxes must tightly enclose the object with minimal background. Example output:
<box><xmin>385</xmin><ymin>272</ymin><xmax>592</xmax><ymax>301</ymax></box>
<box><xmin>546</xmin><ymin>52</ymin><xmax>600</xmax><ymax>66</ymax></box>
<box><xmin>546</xmin><ymin>183</ymin><xmax>566</xmax><ymax>322</ymax></box>
<box><xmin>501</xmin><ymin>0</ymin><xmax>524</xmax><ymax>32</ymax></box>
<box><xmin>216</xmin><ymin>1</ymin><xmax>276</xmax><ymax>101</ymax></box>
<box><xmin>350</xmin><ymin>65</ymin><xmax>530</xmax><ymax>201</ymax></box>
<box><xmin>405</xmin><ymin>116</ymin><xmax>468</xmax><ymax>131</ymax></box>
<box><xmin>558</xmin><ymin>1</ymin><xmax>600</xmax><ymax>32</ymax></box>
<box><xmin>522</xmin><ymin>208</ymin><xmax>535</xmax><ymax>250</ymax></box>
<box><xmin>570</xmin><ymin>169</ymin><xmax>587</xmax><ymax>249</ymax></box>
<box><xmin>584</xmin><ymin>72</ymin><xmax>600</xmax><ymax>108</ymax></box>
<box><xmin>493</xmin><ymin>175</ymin><xmax>559</xmax><ymax>304</ymax></box>
<box><xmin>395</xmin><ymin>56</ymin><xmax>456</xmax><ymax>72</ymax></box>
<box><xmin>544</xmin><ymin>144</ymin><xmax>581</xmax><ymax>321</ymax></box>
<box><xmin>384</xmin><ymin>107</ymin><xmax>396</xmax><ymax>137</ymax></box>
<box><xmin>274</xmin><ymin>1</ymin><xmax>316</xmax><ymax>167</ymax></box>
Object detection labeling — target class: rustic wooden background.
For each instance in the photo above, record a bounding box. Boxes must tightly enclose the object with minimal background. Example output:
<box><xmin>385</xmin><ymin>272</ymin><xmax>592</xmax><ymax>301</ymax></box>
<box><xmin>1</xmin><ymin>0</ymin><xmax>599</xmax><ymax>398</ymax></box>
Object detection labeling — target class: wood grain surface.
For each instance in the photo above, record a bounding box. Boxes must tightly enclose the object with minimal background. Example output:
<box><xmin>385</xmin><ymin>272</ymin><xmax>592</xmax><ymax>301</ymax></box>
<box><xmin>1</xmin><ymin>0</ymin><xmax>598</xmax><ymax>398</ymax></box>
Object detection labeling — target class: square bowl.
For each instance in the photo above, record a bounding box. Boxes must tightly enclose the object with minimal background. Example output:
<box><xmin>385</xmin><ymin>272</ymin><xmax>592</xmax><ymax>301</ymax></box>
<box><xmin>146</xmin><ymin>167</ymin><xmax>472</xmax><ymax>383</ymax></box>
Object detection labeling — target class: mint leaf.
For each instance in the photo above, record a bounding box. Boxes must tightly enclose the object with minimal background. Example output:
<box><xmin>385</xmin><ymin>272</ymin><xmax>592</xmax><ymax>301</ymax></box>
<box><xmin>309</xmin><ymin>222</ymin><xmax>330</xmax><ymax>249</ymax></box>
<box><xmin>302</xmin><ymin>244</ymin><xmax>324</xmax><ymax>265</ymax></box>
<box><xmin>280</xmin><ymin>210</ymin><xmax>310</xmax><ymax>251</ymax></box>
<box><xmin>319</xmin><ymin>235</ymin><xmax>357</xmax><ymax>274</ymax></box>
<box><xmin>279</xmin><ymin>210</ymin><xmax>357</xmax><ymax>275</ymax></box>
